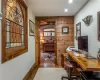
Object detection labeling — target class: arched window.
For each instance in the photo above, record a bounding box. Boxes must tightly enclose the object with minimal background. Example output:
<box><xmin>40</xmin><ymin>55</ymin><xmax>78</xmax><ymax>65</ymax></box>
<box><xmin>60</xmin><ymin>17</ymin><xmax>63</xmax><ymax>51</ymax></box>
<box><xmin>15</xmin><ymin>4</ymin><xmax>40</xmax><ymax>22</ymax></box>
<box><xmin>43</xmin><ymin>28</ymin><xmax>55</xmax><ymax>37</ymax></box>
<box><xmin>2</xmin><ymin>0</ymin><xmax>28</xmax><ymax>63</ymax></box>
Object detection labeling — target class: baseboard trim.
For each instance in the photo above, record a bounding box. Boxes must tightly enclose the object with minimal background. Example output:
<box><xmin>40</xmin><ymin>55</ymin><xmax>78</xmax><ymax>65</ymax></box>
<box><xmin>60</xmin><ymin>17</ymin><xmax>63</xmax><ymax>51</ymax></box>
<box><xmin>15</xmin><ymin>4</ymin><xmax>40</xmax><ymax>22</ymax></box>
<box><xmin>23</xmin><ymin>63</ymin><xmax>37</xmax><ymax>80</ymax></box>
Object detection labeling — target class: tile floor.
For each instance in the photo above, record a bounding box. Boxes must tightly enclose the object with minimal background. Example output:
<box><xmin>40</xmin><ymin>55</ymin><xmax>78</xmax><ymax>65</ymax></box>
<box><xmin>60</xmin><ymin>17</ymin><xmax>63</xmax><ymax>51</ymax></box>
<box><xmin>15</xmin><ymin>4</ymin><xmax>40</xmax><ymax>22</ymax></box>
<box><xmin>33</xmin><ymin>68</ymin><xmax>67</xmax><ymax>80</ymax></box>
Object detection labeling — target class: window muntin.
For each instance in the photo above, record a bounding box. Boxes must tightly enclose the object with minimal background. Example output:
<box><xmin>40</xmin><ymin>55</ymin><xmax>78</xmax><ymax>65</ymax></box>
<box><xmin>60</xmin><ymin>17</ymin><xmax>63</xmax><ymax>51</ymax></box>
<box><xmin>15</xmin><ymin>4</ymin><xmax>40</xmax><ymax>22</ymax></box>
<box><xmin>2</xmin><ymin>0</ymin><xmax>28</xmax><ymax>63</ymax></box>
<box><xmin>5</xmin><ymin>0</ymin><xmax>24</xmax><ymax>48</ymax></box>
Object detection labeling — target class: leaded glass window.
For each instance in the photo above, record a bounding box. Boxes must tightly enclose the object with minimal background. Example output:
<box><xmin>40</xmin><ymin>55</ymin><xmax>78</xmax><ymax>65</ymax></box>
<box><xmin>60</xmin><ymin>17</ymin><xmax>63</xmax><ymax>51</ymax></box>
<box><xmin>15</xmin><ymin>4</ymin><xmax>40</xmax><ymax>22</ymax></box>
<box><xmin>2</xmin><ymin>0</ymin><xmax>28</xmax><ymax>63</ymax></box>
<box><xmin>6</xmin><ymin>0</ymin><xmax>24</xmax><ymax>48</ymax></box>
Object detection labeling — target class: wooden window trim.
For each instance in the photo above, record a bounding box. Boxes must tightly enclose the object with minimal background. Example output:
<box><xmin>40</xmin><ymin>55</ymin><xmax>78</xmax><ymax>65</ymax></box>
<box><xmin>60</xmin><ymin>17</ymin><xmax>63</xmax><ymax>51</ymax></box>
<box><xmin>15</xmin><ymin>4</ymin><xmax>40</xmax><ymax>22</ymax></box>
<box><xmin>2</xmin><ymin>0</ymin><xmax>28</xmax><ymax>63</ymax></box>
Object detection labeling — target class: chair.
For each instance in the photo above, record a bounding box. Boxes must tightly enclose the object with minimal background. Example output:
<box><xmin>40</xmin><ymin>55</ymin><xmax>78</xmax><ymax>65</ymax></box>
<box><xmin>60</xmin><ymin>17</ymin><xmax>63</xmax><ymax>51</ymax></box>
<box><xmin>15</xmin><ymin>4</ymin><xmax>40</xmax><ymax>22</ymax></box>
<box><xmin>80</xmin><ymin>71</ymin><xmax>100</xmax><ymax>80</ymax></box>
<box><xmin>61</xmin><ymin>61</ymin><xmax>80</xmax><ymax>80</ymax></box>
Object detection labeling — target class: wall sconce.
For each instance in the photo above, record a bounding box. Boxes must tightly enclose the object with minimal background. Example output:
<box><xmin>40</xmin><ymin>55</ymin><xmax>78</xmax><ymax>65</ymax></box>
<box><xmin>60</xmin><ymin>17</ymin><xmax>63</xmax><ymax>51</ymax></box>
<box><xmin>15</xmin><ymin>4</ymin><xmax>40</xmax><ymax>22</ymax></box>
<box><xmin>82</xmin><ymin>15</ymin><xmax>93</xmax><ymax>26</ymax></box>
<box><xmin>40</xmin><ymin>33</ymin><xmax>44</xmax><ymax>44</ymax></box>
<box><xmin>40</xmin><ymin>38</ymin><xmax>44</xmax><ymax>44</ymax></box>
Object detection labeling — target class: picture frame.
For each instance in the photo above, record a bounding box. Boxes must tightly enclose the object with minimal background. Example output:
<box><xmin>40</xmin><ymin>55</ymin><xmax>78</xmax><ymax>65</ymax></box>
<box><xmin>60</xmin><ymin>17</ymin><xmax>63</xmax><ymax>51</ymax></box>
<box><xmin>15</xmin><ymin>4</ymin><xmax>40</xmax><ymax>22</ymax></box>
<box><xmin>62</xmin><ymin>26</ymin><xmax>69</xmax><ymax>34</ymax></box>
<box><xmin>76</xmin><ymin>22</ymin><xmax>81</xmax><ymax>40</ymax></box>
<box><xmin>29</xmin><ymin>20</ymin><xmax>35</xmax><ymax>36</ymax></box>
<box><xmin>98</xmin><ymin>11</ymin><xmax>100</xmax><ymax>41</ymax></box>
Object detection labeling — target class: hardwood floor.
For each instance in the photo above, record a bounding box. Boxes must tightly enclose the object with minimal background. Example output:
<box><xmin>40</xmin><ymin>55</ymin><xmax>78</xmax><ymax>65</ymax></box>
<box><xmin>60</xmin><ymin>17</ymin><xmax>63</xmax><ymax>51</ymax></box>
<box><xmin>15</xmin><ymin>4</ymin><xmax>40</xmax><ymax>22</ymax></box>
<box><xmin>40</xmin><ymin>52</ymin><xmax>56</xmax><ymax>67</ymax></box>
<box><xmin>26</xmin><ymin>65</ymin><xmax>38</xmax><ymax>80</ymax></box>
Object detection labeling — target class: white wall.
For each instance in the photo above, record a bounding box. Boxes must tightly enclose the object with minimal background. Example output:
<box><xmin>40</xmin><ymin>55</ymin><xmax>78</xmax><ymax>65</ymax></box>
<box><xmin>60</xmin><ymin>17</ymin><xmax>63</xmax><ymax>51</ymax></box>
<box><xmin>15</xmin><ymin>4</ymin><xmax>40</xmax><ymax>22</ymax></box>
<box><xmin>74</xmin><ymin>0</ymin><xmax>100</xmax><ymax>57</ymax></box>
<box><xmin>0</xmin><ymin>0</ymin><xmax>36</xmax><ymax>80</ymax></box>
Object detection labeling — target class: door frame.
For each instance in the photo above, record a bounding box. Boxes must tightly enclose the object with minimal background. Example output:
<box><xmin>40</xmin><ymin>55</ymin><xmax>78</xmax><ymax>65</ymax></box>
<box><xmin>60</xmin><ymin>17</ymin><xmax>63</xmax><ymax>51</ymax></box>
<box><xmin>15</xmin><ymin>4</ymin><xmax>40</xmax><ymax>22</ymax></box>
<box><xmin>54</xmin><ymin>24</ymin><xmax>57</xmax><ymax>64</ymax></box>
<box><xmin>35</xmin><ymin>21</ymin><xmax>40</xmax><ymax>66</ymax></box>
<box><xmin>35</xmin><ymin>19</ymin><xmax>57</xmax><ymax>65</ymax></box>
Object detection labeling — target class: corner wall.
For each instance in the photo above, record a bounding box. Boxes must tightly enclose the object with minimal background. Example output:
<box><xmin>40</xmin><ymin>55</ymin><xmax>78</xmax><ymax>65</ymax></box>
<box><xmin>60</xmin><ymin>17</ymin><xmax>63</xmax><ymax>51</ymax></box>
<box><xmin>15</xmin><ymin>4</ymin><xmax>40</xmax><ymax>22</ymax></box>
<box><xmin>0</xmin><ymin>0</ymin><xmax>36</xmax><ymax>80</ymax></box>
<box><xmin>74</xmin><ymin>0</ymin><xmax>100</xmax><ymax>57</ymax></box>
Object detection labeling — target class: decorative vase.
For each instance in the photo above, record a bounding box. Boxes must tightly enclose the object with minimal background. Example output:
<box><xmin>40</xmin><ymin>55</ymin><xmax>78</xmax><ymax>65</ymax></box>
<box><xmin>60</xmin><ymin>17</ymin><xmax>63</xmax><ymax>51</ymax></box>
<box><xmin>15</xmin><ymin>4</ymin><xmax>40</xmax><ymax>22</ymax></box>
<box><xmin>97</xmin><ymin>48</ymin><xmax>100</xmax><ymax>63</ymax></box>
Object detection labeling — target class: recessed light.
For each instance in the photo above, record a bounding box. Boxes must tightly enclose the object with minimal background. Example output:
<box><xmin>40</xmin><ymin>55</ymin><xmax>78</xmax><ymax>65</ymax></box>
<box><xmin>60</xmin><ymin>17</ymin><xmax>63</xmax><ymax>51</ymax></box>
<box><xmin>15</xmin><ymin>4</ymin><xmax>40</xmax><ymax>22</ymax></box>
<box><xmin>69</xmin><ymin>0</ymin><xmax>73</xmax><ymax>4</ymax></box>
<box><xmin>64</xmin><ymin>9</ymin><xmax>68</xmax><ymax>12</ymax></box>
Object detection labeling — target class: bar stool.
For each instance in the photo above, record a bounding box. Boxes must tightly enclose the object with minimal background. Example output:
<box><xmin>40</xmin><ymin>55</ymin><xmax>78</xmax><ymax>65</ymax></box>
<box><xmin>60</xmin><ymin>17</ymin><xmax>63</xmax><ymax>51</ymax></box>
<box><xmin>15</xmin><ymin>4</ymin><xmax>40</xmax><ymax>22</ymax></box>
<box><xmin>61</xmin><ymin>61</ymin><xmax>80</xmax><ymax>80</ymax></box>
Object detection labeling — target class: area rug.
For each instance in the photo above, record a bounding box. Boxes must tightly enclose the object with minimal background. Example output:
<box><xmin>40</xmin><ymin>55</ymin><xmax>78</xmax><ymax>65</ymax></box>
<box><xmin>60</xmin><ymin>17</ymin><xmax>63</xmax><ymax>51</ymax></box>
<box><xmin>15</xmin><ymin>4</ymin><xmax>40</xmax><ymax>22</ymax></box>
<box><xmin>41</xmin><ymin>53</ymin><xmax>56</xmax><ymax>61</ymax></box>
<box><xmin>33</xmin><ymin>68</ymin><xmax>67</xmax><ymax>80</ymax></box>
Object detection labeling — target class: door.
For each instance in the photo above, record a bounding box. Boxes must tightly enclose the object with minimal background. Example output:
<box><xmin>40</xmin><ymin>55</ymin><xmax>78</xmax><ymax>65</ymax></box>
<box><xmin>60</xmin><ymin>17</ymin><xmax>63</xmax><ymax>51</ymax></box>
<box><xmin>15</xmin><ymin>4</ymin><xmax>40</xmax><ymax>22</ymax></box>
<box><xmin>35</xmin><ymin>21</ymin><xmax>40</xmax><ymax>66</ymax></box>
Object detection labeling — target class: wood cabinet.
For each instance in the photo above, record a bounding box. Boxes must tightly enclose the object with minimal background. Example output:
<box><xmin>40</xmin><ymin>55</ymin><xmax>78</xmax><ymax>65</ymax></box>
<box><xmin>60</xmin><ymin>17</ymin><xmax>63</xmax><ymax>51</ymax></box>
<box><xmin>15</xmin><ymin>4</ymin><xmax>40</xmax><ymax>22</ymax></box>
<box><xmin>43</xmin><ymin>43</ymin><xmax>54</xmax><ymax>52</ymax></box>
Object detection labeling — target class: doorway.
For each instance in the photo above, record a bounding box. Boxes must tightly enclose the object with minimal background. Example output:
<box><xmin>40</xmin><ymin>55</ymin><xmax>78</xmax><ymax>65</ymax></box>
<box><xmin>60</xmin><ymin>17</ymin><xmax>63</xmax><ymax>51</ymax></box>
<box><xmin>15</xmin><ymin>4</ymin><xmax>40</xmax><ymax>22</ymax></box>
<box><xmin>39</xmin><ymin>21</ymin><xmax>57</xmax><ymax>67</ymax></box>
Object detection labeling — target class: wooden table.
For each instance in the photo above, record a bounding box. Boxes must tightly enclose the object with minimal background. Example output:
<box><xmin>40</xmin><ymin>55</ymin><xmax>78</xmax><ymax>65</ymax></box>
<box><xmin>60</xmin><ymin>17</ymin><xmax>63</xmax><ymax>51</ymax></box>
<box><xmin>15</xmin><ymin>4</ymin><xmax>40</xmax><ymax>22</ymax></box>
<box><xmin>66</xmin><ymin>51</ymin><xmax>100</xmax><ymax>71</ymax></box>
<box><xmin>61</xmin><ymin>53</ymin><xmax>67</xmax><ymax>67</ymax></box>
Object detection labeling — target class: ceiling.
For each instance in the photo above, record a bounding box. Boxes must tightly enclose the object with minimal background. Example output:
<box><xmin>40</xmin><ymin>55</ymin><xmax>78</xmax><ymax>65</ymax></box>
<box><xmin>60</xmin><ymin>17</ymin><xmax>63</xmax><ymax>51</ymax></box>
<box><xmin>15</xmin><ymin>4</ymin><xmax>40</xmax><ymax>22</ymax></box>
<box><xmin>26</xmin><ymin>0</ymin><xmax>89</xmax><ymax>16</ymax></box>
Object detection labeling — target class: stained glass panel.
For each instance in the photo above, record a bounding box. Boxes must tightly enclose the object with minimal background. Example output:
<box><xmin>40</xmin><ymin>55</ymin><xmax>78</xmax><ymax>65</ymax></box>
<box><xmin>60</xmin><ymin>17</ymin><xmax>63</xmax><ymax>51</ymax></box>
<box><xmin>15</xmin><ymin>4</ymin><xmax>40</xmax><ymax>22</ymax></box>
<box><xmin>6</xmin><ymin>0</ymin><xmax>24</xmax><ymax>48</ymax></box>
<box><xmin>6</xmin><ymin>32</ymin><xmax>10</xmax><ymax>42</ymax></box>
<box><xmin>6</xmin><ymin>0</ymin><xmax>23</xmax><ymax>26</ymax></box>
<box><xmin>6</xmin><ymin>43</ymin><xmax>10</xmax><ymax>48</ymax></box>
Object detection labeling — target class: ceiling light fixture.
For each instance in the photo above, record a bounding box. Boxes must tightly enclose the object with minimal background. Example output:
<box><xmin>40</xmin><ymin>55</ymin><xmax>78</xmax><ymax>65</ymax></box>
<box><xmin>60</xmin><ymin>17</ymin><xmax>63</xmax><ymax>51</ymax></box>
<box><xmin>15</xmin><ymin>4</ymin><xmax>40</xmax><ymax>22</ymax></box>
<box><xmin>69</xmin><ymin>0</ymin><xmax>73</xmax><ymax>4</ymax></box>
<box><xmin>64</xmin><ymin>9</ymin><xmax>68</xmax><ymax>12</ymax></box>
